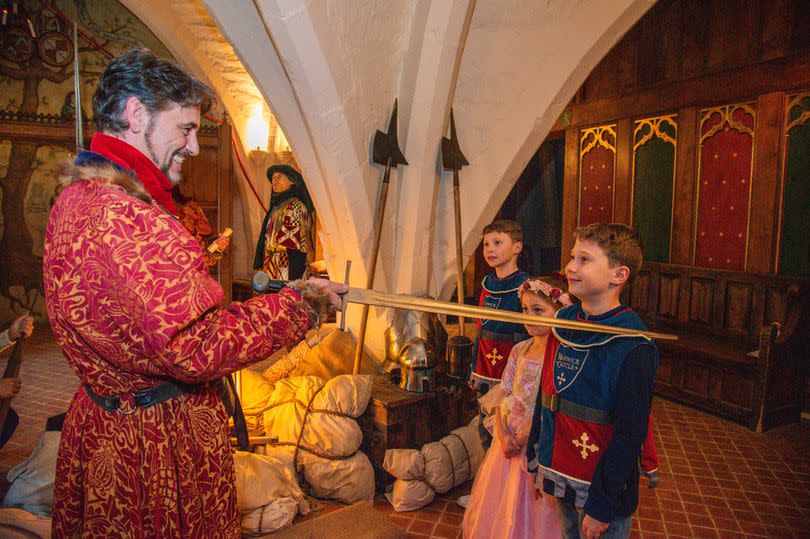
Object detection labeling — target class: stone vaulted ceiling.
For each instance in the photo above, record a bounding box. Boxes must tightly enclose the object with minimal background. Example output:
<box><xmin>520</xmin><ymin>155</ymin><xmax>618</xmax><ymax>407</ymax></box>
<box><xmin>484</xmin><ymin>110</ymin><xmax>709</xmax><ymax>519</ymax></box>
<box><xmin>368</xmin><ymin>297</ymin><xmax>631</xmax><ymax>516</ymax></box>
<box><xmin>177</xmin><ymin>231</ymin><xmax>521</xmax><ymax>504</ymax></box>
<box><xmin>123</xmin><ymin>0</ymin><xmax>656</xmax><ymax>358</ymax></box>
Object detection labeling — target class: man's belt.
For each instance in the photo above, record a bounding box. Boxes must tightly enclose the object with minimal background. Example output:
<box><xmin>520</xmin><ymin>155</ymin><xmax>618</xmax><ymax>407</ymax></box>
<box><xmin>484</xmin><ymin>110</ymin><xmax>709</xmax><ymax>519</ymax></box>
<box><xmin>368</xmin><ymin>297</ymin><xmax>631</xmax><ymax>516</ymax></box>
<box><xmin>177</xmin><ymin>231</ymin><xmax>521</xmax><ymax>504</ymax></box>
<box><xmin>84</xmin><ymin>382</ymin><xmax>193</xmax><ymax>415</ymax></box>
<box><xmin>541</xmin><ymin>392</ymin><xmax>613</xmax><ymax>424</ymax></box>
<box><xmin>480</xmin><ymin>329</ymin><xmax>527</xmax><ymax>344</ymax></box>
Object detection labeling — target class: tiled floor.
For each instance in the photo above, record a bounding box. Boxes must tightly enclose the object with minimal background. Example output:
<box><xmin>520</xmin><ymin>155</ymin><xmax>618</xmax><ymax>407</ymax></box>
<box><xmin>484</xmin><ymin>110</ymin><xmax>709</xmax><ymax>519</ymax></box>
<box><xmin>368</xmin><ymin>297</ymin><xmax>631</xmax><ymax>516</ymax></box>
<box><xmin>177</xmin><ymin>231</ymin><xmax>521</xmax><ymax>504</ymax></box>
<box><xmin>1</xmin><ymin>327</ymin><xmax>809</xmax><ymax>538</ymax></box>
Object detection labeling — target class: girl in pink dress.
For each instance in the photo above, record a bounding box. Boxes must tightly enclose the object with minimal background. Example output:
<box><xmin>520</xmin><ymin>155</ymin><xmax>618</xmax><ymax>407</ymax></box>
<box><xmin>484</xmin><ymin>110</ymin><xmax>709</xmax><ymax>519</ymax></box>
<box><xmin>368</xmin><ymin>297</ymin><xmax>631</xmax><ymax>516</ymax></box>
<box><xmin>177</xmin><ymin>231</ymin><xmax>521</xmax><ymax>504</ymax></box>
<box><xmin>462</xmin><ymin>275</ymin><xmax>571</xmax><ymax>539</ymax></box>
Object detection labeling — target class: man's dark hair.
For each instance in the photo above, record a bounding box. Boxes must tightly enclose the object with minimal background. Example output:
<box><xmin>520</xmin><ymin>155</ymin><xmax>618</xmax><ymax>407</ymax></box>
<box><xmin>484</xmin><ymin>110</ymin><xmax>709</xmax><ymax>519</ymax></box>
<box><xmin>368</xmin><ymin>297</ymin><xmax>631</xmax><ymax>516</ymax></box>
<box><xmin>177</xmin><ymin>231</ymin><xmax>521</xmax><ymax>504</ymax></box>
<box><xmin>93</xmin><ymin>49</ymin><xmax>215</xmax><ymax>133</ymax></box>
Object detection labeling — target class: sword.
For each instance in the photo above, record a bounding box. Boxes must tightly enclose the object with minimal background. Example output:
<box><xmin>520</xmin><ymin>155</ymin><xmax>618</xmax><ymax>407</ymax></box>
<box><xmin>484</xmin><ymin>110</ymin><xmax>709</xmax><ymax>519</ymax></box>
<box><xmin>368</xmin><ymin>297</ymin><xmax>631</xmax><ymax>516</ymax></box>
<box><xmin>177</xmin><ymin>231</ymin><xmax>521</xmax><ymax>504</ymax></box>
<box><xmin>252</xmin><ymin>272</ymin><xmax>677</xmax><ymax>341</ymax></box>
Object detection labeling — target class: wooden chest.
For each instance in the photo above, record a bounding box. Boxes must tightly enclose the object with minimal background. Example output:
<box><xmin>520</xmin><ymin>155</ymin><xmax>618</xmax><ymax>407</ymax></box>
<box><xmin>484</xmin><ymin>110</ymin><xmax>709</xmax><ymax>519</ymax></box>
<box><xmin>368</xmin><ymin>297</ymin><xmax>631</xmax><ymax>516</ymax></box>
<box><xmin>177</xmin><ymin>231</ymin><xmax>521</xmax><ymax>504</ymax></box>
<box><xmin>359</xmin><ymin>375</ymin><xmax>477</xmax><ymax>490</ymax></box>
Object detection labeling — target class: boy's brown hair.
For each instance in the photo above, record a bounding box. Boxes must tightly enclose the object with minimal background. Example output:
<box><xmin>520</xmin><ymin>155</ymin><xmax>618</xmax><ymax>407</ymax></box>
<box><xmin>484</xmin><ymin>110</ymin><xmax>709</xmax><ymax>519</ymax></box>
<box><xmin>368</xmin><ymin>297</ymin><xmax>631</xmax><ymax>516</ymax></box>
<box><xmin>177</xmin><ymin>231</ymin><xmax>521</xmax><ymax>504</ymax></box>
<box><xmin>482</xmin><ymin>219</ymin><xmax>523</xmax><ymax>243</ymax></box>
<box><xmin>574</xmin><ymin>223</ymin><xmax>644</xmax><ymax>284</ymax></box>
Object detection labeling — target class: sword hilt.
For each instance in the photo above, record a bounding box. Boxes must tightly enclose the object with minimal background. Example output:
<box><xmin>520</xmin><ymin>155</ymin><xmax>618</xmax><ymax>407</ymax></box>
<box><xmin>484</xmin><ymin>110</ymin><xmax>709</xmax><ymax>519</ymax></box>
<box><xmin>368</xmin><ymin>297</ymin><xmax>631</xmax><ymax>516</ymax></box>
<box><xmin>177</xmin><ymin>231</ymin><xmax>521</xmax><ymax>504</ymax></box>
<box><xmin>251</xmin><ymin>270</ymin><xmax>351</xmax><ymax>327</ymax></box>
<box><xmin>339</xmin><ymin>260</ymin><xmax>351</xmax><ymax>331</ymax></box>
<box><xmin>251</xmin><ymin>271</ymin><xmax>286</xmax><ymax>293</ymax></box>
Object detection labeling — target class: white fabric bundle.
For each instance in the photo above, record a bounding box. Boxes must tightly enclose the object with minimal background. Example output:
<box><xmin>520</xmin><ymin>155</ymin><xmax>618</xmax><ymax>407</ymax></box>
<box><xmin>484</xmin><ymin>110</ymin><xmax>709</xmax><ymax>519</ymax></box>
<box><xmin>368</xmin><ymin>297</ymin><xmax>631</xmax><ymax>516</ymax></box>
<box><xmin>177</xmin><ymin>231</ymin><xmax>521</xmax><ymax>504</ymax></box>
<box><xmin>234</xmin><ymin>451</ymin><xmax>309</xmax><ymax>535</ymax></box>
<box><xmin>261</xmin><ymin>374</ymin><xmax>375</xmax><ymax>504</ymax></box>
<box><xmin>383</xmin><ymin>417</ymin><xmax>484</xmax><ymax>512</ymax></box>
<box><xmin>3</xmin><ymin>431</ymin><xmax>60</xmax><ymax>516</ymax></box>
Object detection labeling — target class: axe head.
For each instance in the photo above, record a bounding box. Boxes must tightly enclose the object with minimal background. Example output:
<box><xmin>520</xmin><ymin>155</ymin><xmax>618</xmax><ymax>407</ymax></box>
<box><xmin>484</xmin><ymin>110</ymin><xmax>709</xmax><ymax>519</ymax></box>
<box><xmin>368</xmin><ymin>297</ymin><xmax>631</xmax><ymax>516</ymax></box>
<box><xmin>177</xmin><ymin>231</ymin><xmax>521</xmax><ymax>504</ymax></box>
<box><xmin>372</xmin><ymin>99</ymin><xmax>408</xmax><ymax>167</ymax></box>
<box><xmin>441</xmin><ymin>109</ymin><xmax>469</xmax><ymax>171</ymax></box>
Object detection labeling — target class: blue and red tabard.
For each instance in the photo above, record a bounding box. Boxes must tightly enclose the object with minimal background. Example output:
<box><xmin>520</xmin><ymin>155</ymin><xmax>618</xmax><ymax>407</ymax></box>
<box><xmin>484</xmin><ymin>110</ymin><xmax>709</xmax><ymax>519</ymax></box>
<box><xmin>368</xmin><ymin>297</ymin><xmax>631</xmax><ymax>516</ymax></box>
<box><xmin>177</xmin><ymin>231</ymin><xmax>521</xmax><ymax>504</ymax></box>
<box><xmin>531</xmin><ymin>304</ymin><xmax>659</xmax><ymax>507</ymax></box>
<box><xmin>470</xmin><ymin>270</ymin><xmax>528</xmax><ymax>385</ymax></box>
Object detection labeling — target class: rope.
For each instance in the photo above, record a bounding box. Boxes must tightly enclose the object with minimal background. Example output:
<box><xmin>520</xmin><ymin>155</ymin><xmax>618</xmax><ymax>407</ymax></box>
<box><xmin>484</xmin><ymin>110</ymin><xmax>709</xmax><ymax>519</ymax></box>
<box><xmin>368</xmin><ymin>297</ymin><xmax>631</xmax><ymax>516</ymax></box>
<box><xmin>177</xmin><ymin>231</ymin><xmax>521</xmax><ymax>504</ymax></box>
<box><xmin>290</xmin><ymin>384</ymin><xmax>325</xmax><ymax>472</ymax></box>
<box><xmin>448</xmin><ymin>432</ymin><xmax>472</xmax><ymax>480</ymax></box>
<box><xmin>260</xmin><ymin>385</ymin><xmax>365</xmax><ymax>467</ymax></box>
<box><xmin>264</xmin><ymin>440</ymin><xmax>358</xmax><ymax>461</ymax></box>
<box><xmin>231</xmin><ymin>136</ymin><xmax>268</xmax><ymax>212</ymax></box>
<box><xmin>257</xmin><ymin>398</ymin><xmax>355</xmax><ymax>418</ymax></box>
<box><xmin>437</xmin><ymin>439</ymin><xmax>457</xmax><ymax>490</ymax></box>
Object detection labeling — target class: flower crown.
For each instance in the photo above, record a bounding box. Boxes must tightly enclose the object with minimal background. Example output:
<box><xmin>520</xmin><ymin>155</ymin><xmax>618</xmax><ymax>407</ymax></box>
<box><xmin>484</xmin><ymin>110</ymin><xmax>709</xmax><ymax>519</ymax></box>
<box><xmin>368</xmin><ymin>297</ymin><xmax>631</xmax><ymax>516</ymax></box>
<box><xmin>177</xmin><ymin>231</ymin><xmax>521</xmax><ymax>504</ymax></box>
<box><xmin>519</xmin><ymin>278</ymin><xmax>572</xmax><ymax>307</ymax></box>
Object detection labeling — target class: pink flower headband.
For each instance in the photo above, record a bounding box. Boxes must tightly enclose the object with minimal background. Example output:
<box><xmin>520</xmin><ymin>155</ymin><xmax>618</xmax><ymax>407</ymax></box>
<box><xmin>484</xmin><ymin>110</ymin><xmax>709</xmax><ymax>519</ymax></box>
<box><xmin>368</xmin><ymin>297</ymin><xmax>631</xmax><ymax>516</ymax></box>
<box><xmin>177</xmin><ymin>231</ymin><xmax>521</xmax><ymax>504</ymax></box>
<box><xmin>519</xmin><ymin>279</ymin><xmax>572</xmax><ymax>307</ymax></box>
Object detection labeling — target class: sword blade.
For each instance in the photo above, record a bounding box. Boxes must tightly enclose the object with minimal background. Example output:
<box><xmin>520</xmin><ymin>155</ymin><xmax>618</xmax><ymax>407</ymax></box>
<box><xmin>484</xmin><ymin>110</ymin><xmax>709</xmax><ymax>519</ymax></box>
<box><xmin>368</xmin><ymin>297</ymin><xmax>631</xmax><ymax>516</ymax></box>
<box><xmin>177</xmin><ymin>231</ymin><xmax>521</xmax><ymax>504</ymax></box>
<box><xmin>343</xmin><ymin>287</ymin><xmax>677</xmax><ymax>341</ymax></box>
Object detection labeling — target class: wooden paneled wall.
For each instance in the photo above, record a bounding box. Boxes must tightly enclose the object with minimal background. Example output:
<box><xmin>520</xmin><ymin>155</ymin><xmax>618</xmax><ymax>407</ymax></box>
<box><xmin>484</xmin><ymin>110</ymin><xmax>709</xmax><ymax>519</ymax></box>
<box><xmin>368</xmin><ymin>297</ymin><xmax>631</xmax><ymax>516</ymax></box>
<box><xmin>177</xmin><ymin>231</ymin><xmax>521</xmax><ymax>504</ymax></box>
<box><xmin>0</xmin><ymin>120</ymin><xmax>233</xmax><ymax>301</ymax></box>
<box><xmin>557</xmin><ymin>0</ymin><xmax>810</xmax><ymax>275</ymax></box>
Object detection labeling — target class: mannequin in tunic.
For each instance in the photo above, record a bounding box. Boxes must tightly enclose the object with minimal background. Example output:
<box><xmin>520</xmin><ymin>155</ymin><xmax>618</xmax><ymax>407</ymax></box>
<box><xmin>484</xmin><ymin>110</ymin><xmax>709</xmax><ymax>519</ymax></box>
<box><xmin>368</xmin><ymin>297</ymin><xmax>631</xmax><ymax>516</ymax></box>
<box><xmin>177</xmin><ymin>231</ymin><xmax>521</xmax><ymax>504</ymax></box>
<box><xmin>253</xmin><ymin>164</ymin><xmax>315</xmax><ymax>280</ymax></box>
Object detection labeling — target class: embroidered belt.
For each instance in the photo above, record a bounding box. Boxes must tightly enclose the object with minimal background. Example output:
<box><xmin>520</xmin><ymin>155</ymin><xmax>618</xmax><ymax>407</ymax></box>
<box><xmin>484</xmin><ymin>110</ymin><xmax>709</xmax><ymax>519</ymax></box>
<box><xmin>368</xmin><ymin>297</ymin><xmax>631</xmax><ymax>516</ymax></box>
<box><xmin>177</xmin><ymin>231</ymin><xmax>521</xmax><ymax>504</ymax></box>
<box><xmin>541</xmin><ymin>392</ymin><xmax>613</xmax><ymax>425</ymax></box>
<box><xmin>480</xmin><ymin>329</ymin><xmax>527</xmax><ymax>343</ymax></box>
<box><xmin>84</xmin><ymin>382</ymin><xmax>194</xmax><ymax>415</ymax></box>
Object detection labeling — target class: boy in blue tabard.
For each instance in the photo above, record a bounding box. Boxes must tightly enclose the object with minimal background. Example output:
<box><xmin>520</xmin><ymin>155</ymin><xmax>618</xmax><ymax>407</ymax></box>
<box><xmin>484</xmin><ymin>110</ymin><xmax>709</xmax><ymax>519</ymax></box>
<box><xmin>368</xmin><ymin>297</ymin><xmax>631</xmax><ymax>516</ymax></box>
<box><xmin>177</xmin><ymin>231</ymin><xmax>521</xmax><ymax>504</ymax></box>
<box><xmin>527</xmin><ymin>223</ymin><xmax>659</xmax><ymax>539</ymax></box>
<box><xmin>469</xmin><ymin>220</ymin><xmax>529</xmax><ymax>443</ymax></box>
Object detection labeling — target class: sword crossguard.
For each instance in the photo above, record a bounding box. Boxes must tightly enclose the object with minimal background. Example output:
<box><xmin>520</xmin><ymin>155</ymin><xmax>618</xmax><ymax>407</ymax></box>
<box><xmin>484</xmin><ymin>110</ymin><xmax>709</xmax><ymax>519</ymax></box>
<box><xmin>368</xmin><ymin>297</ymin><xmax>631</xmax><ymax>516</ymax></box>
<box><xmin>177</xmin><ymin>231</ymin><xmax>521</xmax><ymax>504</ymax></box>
<box><xmin>339</xmin><ymin>260</ymin><xmax>351</xmax><ymax>331</ymax></box>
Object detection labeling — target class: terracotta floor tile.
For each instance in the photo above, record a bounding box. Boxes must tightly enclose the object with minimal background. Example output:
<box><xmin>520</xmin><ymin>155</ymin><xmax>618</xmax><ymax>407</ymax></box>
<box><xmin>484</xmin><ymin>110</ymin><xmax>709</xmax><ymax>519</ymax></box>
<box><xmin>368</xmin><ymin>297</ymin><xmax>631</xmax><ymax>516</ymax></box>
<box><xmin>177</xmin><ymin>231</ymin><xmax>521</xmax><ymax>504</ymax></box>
<box><xmin>638</xmin><ymin>518</ymin><xmax>666</xmax><ymax>534</ymax></box>
<box><xmin>683</xmin><ymin>501</ymin><xmax>711</xmax><ymax>516</ymax></box>
<box><xmin>661</xmin><ymin>509</ymin><xmax>689</xmax><ymax>524</ymax></box>
<box><xmin>431</xmin><ymin>523</ymin><xmax>459</xmax><ymax>539</ymax></box>
<box><xmin>444</xmin><ymin>503</ymin><xmax>464</xmax><ymax>515</ymax></box>
<box><xmin>686</xmin><ymin>513</ymin><xmax>715</xmax><ymax>528</ymax></box>
<box><xmin>390</xmin><ymin>514</ymin><xmax>415</xmax><ymax>529</ymax></box>
<box><xmin>438</xmin><ymin>512</ymin><xmax>463</xmax><ymax>526</ymax></box>
<box><xmin>701</xmin><ymin>495</ymin><xmax>728</xmax><ymax>509</ymax></box>
<box><xmin>408</xmin><ymin>519</ymin><xmax>436</xmax><ymax>535</ymax></box>
<box><xmin>665</xmin><ymin>522</ymin><xmax>694</xmax><ymax>537</ymax></box>
<box><xmin>4</xmin><ymin>335</ymin><xmax>810</xmax><ymax>538</ymax></box>
<box><xmin>740</xmin><ymin>521</ymin><xmax>772</xmax><ymax>536</ymax></box>
<box><xmin>690</xmin><ymin>526</ymin><xmax>720</xmax><ymax>538</ymax></box>
<box><xmin>712</xmin><ymin>516</ymin><xmax>741</xmax><ymax>532</ymax></box>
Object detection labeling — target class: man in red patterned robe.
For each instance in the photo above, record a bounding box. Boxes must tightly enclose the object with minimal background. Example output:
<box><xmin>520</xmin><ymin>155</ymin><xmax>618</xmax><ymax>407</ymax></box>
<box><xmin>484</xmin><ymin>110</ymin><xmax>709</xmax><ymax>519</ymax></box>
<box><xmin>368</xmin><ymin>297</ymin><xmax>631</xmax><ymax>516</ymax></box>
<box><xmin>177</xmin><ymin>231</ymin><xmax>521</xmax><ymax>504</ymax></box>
<box><xmin>43</xmin><ymin>50</ymin><xmax>345</xmax><ymax>538</ymax></box>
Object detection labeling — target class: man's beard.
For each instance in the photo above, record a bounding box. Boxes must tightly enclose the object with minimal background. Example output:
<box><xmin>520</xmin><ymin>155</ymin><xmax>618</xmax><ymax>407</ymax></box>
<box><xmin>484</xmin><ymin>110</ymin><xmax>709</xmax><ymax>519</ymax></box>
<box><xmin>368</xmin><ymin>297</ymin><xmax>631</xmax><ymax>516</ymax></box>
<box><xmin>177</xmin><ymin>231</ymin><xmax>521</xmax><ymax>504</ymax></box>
<box><xmin>144</xmin><ymin>116</ymin><xmax>183</xmax><ymax>185</ymax></box>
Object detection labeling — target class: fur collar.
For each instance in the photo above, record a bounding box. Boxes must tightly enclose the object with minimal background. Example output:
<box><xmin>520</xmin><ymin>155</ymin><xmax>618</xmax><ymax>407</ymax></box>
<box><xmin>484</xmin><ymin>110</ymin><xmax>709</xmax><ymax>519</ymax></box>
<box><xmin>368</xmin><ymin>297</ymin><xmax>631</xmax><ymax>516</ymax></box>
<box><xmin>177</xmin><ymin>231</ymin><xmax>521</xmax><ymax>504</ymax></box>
<box><xmin>58</xmin><ymin>160</ymin><xmax>153</xmax><ymax>205</ymax></box>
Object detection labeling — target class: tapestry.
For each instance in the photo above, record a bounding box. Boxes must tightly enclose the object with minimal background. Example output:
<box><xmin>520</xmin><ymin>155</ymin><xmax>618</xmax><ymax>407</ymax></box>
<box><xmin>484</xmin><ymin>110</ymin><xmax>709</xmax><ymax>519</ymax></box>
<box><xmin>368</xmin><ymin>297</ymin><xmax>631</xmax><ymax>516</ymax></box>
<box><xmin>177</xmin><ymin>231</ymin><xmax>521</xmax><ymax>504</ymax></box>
<box><xmin>780</xmin><ymin>94</ymin><xmax>810</xmax><ymax>275</ymax></box>
<box><xmin>632</xmin><ymin>115</ymin><xmax>677</xmax><ymax>263</ymax></box>
<box><xmin>578</xmin><ymin>125</ymin><xmax>616</xmax><ymax>226</ymax></box>
<box><xmin>694</xmin><ymin>103</ymin><xmax>756</xmax><ymax>271</ymax></box>
<box><xmin>0</xmin><ymin>0</ymin><xmax>173</xmax><ymax>323</ymax></box>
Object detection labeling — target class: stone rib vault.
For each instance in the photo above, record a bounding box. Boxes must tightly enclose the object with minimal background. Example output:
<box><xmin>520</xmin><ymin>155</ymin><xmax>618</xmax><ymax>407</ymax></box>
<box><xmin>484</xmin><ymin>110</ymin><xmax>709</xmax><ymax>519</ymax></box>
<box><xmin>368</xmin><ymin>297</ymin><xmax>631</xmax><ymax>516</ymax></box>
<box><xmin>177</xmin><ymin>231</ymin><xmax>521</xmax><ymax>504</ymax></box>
<box><xmin>123</xmin><ymin>0</ymin><xmax>656</xmax><ymax>359</ymax></box>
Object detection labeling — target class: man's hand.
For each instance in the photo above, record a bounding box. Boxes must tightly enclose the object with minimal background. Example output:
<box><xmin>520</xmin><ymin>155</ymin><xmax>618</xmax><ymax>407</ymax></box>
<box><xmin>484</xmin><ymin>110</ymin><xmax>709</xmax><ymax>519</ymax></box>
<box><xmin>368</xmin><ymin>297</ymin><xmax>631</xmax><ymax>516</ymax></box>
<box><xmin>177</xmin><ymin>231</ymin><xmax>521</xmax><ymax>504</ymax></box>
<box><xmin>0</xmin><ymin>378</ymin><xmax>22</xmax><ymax>399</ymax></box>
<box><xmin>582</xmin><ymin>515</ymin><xmax>610</xmax><ymax>539</ymax></box>
<box><xmin>306</xmin><ymin>278</ymin><xmax>348</xmax><ymax>312</ymax></box>
<box><xmin>9</xmin><ymin>315</ymin><xmax>33</xmax><ymax>341</ymax></box>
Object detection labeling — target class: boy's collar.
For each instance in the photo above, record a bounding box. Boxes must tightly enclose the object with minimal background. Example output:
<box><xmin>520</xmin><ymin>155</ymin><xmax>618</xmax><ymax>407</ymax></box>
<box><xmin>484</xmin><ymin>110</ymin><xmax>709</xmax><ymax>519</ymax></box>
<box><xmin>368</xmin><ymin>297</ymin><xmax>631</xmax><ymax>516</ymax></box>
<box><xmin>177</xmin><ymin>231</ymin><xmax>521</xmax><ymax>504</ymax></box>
<box><xmin>576</xmin><ymin>303</ymin><xmax>627</xmax><ymax>321</ymax></box>
<box><xmin>493</xmin><ymin>267</ymin><xmax>521</xmax><ymax>280</ymax></box>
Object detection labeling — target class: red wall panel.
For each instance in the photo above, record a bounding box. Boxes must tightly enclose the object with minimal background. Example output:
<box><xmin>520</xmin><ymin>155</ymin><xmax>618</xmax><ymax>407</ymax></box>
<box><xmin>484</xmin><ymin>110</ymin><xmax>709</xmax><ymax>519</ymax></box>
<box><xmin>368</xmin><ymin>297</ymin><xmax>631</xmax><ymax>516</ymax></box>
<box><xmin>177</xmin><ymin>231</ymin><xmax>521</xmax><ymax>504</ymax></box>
<box><xmin>579</xmin><ymin>125</ymin><xmax>616</xmax><ymax>226</ymax></box>
<box><xmin>694</xmin><ymin>104</ymin><xmax>755</xmax><ymax>270</ymax></box>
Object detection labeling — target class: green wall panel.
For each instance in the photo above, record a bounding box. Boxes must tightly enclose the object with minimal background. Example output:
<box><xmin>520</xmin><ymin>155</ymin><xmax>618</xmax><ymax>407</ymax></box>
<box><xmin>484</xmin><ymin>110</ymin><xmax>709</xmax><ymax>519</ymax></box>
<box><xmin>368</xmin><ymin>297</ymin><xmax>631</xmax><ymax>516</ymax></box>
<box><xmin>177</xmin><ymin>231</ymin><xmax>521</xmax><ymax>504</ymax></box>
<box><xmin>633</xmin><ymin>118</ymin><xmax>677</xmax><ymax>263</ymax></box>
<box><xmin>781</xmin><ymin>108</ymin><xmax>810</xmax><ymax>275</ymax></box>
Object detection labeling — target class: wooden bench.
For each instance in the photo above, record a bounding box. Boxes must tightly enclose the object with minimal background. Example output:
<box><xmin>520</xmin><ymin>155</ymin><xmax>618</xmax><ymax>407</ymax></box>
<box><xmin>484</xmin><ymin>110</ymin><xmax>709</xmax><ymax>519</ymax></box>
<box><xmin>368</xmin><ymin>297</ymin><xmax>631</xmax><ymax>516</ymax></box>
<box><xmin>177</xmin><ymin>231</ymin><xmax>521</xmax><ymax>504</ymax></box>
<box><xmin>625</xmin><ymin>262</ymin><xmax>809</xmax><ymax>431</ymax></box>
